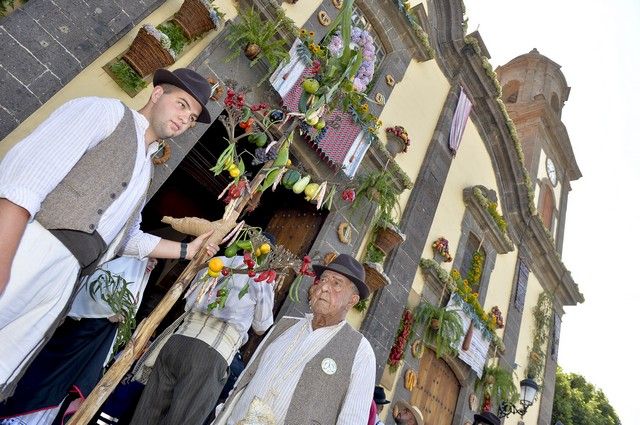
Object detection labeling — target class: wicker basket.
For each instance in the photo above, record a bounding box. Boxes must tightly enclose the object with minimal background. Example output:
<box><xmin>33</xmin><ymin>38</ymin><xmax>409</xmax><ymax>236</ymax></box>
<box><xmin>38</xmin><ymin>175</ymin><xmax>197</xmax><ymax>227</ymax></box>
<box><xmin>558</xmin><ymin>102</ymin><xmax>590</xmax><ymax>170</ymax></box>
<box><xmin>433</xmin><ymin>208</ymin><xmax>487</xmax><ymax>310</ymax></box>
<box><xmin>122</xmin><ymin>27</ymin><xmax>175</xmax><ymax>77</ymax></box>
<box><xmin>373</xmin><ymin>225</ymin><xmax>406</xmax><ymax>255</ymax></box>
<box><xmin>173</xmin><ymin>0</ymin><xmax>216</xmax><ymax>40</ymax></box>
<box><xmin>363</xmin><ymin>263</ymin><xmax>390</xmax><ymax>292</ymax></box>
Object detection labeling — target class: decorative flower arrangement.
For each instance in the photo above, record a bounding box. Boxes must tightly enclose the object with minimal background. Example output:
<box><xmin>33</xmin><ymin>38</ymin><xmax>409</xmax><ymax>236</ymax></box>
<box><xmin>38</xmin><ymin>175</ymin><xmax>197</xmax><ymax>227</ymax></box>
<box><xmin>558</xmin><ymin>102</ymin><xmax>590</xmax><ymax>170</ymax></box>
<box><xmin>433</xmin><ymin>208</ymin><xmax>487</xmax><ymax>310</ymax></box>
<box><xmin>490</xmin><ymin>306</ymin><xmax>505</xmax><ymax>329</ymax></box>
<box><xmin>295</xmin><ymin>0</ymin><xmax>382</xmax><ymax>134</ymax></box>
<box><xmin>385</xmin><ymin>125</ymin><xmax>411</xmax><ymax>152</ymax></box>
<box><xmin>387</xmin><ymin>309</ymin><xmax>414</xmax><ymax>372</ymax></box>
<box><xmin>432</xmin><ymin>237</ymin><xmax>453</xmax><ymax>262</ymax></box>
<box><xmin>142</xmin><ymin>24</ymin><xmax>175</xmax><ymax>58</ymax></box>
<box><xmin>466</xmin><ymin>250</ymin><xmax>485</xmax><ymax>288</ymax></box>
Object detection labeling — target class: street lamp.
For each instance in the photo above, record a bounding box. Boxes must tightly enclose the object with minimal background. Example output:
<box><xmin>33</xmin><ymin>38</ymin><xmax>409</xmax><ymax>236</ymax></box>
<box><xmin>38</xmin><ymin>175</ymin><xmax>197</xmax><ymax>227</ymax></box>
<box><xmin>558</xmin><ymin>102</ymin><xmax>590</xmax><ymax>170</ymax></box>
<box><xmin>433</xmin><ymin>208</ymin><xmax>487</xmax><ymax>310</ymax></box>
<box><xmin>497</xmin><ymin>378</ymin><xmax>539</xmax><ymax>418</ymax></box>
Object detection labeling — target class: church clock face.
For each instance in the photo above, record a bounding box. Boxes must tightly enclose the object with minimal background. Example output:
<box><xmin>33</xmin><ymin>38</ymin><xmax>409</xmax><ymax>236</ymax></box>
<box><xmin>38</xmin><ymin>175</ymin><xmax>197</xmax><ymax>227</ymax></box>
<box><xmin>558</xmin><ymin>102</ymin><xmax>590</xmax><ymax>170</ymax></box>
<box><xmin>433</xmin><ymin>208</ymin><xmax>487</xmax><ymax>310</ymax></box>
<box><xmin>546</xmin><ymin>157</ymin><xmax>558</xmax><ymax>186</ymax></box>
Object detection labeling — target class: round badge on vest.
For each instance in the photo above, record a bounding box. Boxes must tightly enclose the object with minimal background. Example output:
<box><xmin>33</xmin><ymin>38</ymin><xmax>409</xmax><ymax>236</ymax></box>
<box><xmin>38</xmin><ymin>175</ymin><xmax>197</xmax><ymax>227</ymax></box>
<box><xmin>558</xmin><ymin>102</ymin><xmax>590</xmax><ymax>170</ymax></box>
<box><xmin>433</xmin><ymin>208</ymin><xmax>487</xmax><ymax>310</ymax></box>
<box><xmin>321</xmin><ymin>358</ymin><xmax>337</xmax><ymax>375</ymax></box>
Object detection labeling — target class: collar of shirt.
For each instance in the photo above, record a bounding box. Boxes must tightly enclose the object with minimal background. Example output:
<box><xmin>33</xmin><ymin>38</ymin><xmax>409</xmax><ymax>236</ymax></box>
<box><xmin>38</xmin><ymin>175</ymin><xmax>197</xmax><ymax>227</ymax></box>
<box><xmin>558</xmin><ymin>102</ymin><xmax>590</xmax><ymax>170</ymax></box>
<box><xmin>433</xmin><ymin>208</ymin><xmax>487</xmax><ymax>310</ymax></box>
<box><xmin>303</xmin><ymin>313</ymin><xmax>347</xmax><ymax>333</ymax></box>
<box><xmin>130</xmin><ymin>109</ymin><xmax>159</xmax><ymax>157</ymax></box>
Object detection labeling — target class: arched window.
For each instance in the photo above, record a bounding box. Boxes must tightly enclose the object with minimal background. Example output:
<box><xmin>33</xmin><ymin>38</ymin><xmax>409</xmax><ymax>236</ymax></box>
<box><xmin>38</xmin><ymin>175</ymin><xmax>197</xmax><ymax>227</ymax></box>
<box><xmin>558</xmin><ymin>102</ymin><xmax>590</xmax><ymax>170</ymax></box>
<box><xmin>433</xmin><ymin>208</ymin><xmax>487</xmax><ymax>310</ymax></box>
<box><xmin>540</xmin><ymin>185</ymin><xmax>555</xmax><ymax>231</ymax></box>
<box><xmin>550</xmin><ymin>92</ymin><xmax>560</xmax><ymax>114</ymax></box>
<box><xmin>502</xmin><ymin>80</ymin><xmax>521</xmax><ymax>104</ymax></box>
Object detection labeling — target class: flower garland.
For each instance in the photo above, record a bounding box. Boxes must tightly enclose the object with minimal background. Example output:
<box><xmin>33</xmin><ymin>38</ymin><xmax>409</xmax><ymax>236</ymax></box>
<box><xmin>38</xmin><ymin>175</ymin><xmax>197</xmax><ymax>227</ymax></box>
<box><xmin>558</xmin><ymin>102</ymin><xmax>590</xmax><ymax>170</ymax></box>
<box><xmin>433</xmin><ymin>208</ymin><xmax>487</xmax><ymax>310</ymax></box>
<box><xmin>387</xmin><ymin>308</ymin><xmax>414</xmax><ymax>372</ymax></box>
<box><xmin>466</xmin><ymin>250</ymin><xmax>485</xmax><ymax>288</ymax></box>
<box><xmin>324</xmin><ymin>27</ymin><xmax>377</xmax><ymax>92</ymax></box>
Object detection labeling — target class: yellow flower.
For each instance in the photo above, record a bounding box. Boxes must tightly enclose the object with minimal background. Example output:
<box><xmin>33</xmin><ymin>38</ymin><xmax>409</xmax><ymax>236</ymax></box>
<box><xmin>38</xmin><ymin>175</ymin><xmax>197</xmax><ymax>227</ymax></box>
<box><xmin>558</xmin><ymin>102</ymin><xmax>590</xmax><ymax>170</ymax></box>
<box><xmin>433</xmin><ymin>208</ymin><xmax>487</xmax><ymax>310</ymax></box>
<box><xmin>309</xmin><ymin>31</ymin><xmax>315</xmax><ymax>37</ymax></box>
<box><xmin>300</xmin><ymin>28</ymin><xmax>307</xmax><ymax>35</ymax></box>
<box><xmin>360</xmin><ymin>103</ymin><xmax>369</xmax><ymax>112</ymax></box>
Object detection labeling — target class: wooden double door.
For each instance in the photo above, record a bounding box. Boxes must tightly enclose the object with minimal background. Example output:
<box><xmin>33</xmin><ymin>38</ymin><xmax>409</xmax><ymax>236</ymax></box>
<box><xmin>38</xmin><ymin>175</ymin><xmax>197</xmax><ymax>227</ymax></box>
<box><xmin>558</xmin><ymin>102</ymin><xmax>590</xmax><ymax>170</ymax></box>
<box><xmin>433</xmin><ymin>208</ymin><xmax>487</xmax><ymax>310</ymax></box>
<box><xmin>410</xmin><ymin>349</ymin><xmax>461</xmax><ymax>425</ymax></box>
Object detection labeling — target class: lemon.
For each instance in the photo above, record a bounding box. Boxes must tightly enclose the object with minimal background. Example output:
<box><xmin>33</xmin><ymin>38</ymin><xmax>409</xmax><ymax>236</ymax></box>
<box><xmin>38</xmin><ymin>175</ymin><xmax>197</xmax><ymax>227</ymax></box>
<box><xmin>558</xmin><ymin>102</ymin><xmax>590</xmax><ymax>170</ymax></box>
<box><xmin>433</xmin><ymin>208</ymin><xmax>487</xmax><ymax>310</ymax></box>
<box><xmin>208</xmin><ymin>258</ymin><xmax>224</xmax><ymax>272</ymax></box>
<box><xmin>229</xmin><ymin>167</ymin><xmax>240</xmax><ymax>178</ymax></box>
<box><xmin>259</xmin><ymin>243</ymin><xmax>271</xmax><ymax>255</ymax></box>
<box><xmin>207</xmin><ymin>269</ymin><xmax>220</xmax><ymax>277</ymax></box>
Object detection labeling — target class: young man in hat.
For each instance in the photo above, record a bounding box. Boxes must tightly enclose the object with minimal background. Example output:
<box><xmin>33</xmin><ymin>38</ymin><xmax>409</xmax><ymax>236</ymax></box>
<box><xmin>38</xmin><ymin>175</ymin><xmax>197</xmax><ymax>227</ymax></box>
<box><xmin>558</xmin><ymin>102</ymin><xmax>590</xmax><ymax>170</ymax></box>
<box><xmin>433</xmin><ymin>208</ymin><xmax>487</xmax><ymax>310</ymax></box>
<box><xmin>0</xmin><ymin>68</ymin><xmax>216</xmax><ymax>399</ymax></box>
<box><xmin>392</xmin><ymin>400</ymin><xmax>424</xmax><ymax>425</ymax></box>
<box><xmin>213</xmin><ymin>253</ymin><xmax>376</xmax><ymax>425</ymax></box>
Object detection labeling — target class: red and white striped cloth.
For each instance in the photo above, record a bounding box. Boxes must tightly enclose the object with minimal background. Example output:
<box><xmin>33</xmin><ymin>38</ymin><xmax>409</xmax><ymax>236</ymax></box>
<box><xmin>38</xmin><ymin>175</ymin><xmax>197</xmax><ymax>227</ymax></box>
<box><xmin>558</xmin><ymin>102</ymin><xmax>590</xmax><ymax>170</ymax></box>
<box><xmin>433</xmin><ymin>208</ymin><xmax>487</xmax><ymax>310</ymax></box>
<box><xmin>282</xmin><ymin>72</ymin><xmax>364</xmax><ymax>169</ymax></box>
<box><xmin>449</xmin><ymin>86</ymin><xmax>473</xmax><ymax>155</ymax></box>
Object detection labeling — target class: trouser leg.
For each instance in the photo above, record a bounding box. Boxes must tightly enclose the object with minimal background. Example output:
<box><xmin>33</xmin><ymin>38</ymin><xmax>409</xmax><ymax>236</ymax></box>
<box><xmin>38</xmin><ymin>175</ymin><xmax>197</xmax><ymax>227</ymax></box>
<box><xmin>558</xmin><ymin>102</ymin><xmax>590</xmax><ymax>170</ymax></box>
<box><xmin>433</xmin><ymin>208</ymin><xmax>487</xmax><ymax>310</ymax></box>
<box><xmin>159</xmin><ymin>335</ymin><xmax>228</xmax><ymax>425</ymax></box>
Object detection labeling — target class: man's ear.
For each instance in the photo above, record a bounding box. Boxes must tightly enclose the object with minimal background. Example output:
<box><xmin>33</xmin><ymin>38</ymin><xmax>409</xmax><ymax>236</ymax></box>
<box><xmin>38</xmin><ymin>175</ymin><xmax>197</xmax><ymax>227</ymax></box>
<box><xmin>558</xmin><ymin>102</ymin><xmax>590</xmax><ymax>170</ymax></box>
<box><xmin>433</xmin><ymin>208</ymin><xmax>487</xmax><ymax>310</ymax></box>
<box><xmin>150</xmin><ymin>85</ymin><xmax>164</xmax><ymax>103</ymax></box>
<box><xmin>347</xmin><ymin>293</ymin><xmax>360</xmax><ymax>310</ymax></box>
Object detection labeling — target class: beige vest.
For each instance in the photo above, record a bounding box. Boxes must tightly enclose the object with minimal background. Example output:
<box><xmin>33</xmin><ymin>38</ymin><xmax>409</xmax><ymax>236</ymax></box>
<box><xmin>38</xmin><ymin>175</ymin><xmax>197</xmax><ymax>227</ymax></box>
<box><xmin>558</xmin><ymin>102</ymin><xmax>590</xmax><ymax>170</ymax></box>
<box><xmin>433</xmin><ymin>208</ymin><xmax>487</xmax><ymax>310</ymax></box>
<box><xmin>226</xmin><ymin>316</ymin><xmax>363</xmax><ymax>425</ymax></box>
<box><xmin>35</xmin><ymin>106</ymin><xmax>140</xmax><ymax>234</ymax></box>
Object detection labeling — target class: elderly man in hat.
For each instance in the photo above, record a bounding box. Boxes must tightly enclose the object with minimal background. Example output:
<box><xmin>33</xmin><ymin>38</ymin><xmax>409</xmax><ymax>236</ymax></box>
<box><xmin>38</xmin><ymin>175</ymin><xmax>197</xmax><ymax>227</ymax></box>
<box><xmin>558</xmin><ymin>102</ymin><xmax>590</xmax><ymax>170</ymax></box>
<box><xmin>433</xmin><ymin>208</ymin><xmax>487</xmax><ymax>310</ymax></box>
<box><xmin>0</xmin><ymin>67</ymin><xmax>216</xmax><ymax>398</ymax></box>
<box><xmin>373</xmin><ymin>385</ymin><xmax>391</xmax><ymax>425</ymax></box>
<box><xmin>473</xmin><ymin>411</ymin><xmax>500</xmax><ymax>425</ymax></box>
<box><xmin>393</xmin><ymin>400</ymin><xmax>424</xmax><ymax>425</ymax></box>
<box><xmin>214</xmin><ymin>253</ymin><xmax>376</xmax><ymax>425</ymax></box>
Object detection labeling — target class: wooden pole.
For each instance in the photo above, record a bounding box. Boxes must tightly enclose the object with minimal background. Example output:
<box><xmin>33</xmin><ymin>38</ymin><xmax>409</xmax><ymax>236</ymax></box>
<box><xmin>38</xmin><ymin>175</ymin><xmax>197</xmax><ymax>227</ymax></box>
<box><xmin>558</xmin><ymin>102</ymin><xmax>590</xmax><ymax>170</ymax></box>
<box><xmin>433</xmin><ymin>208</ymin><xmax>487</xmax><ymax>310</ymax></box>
<box><xmin>68</xmin><ymin>172</ymin><xmax>270</xmax><ymax>424</ymax></box>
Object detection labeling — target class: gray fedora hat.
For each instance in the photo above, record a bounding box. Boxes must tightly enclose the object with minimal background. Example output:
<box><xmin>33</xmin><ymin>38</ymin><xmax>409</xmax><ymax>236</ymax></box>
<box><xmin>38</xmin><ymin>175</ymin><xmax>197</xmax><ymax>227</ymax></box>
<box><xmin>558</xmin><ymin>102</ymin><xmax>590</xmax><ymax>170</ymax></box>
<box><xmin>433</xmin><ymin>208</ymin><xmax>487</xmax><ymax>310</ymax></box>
<box><xmin>153</xmin><ymin>68</ymin><xmax>212</xmax><ymax>123</ymax></box>
<box><xmin>312</xmin><ymin>253</ymin><xmax>369</xmax><ymax>299</ymax></box>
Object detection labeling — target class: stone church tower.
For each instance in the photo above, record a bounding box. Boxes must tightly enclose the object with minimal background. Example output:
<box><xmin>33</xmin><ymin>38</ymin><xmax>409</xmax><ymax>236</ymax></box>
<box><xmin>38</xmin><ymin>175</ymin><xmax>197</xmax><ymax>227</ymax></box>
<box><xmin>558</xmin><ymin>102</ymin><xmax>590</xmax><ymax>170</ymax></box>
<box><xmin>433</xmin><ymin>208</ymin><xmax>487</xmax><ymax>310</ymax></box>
<box><xmin>496</xmin><ymin>49</ymin><xmax>581</xmax><ymax>255</ymax></box>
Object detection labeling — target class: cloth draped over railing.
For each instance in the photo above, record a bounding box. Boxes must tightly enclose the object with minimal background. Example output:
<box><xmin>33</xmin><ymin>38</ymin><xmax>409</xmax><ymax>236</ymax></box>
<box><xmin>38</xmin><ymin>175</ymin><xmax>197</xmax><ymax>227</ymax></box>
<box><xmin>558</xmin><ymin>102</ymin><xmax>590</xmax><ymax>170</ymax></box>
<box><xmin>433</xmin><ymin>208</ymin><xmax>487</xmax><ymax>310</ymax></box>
<box><xmin>448</xmin><ymin>86</ymin><xmax>473</xmax><ymax>155</ymax></box>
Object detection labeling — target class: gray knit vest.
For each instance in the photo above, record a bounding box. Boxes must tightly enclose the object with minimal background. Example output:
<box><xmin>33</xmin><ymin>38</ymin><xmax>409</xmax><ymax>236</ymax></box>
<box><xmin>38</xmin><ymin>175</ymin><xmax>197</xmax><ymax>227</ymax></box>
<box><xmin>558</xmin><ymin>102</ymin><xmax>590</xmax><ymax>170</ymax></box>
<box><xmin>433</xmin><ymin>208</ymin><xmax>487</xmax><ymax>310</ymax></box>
<box><xmin>229</xmin><ymin>316</ymin><xmax>363</xmax><ymax>425</ymax></box>
<box><xmin>35</xmin><ymin>105</ymin><xmax>139</xmax><ymax>234</ymax></box>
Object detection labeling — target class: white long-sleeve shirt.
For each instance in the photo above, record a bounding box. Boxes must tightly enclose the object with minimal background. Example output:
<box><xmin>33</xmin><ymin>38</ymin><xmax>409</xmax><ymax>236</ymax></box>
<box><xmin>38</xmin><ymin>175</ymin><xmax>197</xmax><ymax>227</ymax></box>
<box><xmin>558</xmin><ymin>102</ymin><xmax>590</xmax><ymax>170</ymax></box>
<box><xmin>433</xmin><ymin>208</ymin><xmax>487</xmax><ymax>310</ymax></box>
<box><xmin>183</xmin><ymin>256</ymin><xmax>275</xmax><ymax>345</ymax></box>
<box><xmin>226</xmin><ymin>314</ymin><xmax>376</xmax><ymax>425</ymax></box>
<box><xmin>0</xmin><ymin>97</ymin><xmax>161</xmax><ymax>257</ymax></box>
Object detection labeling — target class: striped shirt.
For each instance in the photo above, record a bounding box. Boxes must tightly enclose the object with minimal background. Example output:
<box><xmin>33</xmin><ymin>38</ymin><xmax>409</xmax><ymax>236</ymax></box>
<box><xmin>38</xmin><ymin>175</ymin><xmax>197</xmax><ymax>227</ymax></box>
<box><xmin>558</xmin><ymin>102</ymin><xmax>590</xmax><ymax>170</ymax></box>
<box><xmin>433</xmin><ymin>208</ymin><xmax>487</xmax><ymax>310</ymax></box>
<box><xmin>183</xmin><ymin>256</ymin><xmax>275</xmax><ymax>345</ymax></box>
<box><xmin>226</xmin><ymin>314</ymin><xmax>376</xmax><ymax>425</ymax></box>
<box><xmin>0</xmin><ymin>97</ymin><xmax>161</xmax><ymax>258</ymax></box>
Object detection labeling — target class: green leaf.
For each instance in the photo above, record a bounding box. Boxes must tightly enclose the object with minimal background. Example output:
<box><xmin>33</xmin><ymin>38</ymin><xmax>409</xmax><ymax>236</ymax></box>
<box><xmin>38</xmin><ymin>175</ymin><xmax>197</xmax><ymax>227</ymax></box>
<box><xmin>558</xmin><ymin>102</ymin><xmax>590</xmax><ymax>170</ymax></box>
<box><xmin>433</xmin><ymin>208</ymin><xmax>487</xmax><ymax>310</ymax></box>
<box><xmin>238</xmin><ymin>282</ymin><xmax>250</xmax><ymax>299</ymax></box>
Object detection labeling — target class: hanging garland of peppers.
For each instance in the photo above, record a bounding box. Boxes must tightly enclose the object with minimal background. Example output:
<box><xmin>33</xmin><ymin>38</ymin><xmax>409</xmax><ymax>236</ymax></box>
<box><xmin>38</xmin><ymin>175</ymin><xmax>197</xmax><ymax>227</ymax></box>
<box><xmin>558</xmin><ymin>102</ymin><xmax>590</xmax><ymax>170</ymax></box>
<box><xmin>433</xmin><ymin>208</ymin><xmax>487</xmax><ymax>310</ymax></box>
<box><xmin>387</xmin><ymin>308</ymin><xmax>414</xmax><ymax>372</ymax></box>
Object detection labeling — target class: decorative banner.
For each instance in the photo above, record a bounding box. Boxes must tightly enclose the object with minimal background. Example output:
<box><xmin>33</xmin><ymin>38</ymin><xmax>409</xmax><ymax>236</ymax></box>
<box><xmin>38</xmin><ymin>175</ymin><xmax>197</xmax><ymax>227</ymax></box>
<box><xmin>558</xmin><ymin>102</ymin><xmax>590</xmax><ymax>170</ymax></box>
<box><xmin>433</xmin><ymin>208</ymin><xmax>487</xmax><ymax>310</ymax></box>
<box><xmin>447</xmin><ymin>293</ymin><xmax>491</xmax><ymax>376</ymax></box>
<box><xmin>448</xmin><ymin>86</ymin><xmax>472</xmax><ymax>155</ymax></box>
<box><xmin>270</xmin><ymin>39</ymin><xmax>369</xmax><ymax>177</ymax></box>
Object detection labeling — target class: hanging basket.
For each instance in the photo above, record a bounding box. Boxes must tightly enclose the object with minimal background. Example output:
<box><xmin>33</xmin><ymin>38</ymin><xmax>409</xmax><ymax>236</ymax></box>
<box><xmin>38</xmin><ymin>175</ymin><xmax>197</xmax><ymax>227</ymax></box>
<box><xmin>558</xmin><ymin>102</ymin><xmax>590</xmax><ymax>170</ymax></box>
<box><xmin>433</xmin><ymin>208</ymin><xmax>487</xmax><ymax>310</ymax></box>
<box><xmin>173</xmin><ymin>0</ymin><xmax>218</xmax><ymax>40</ymax></box>
<box><xmin>363</xmin><ymin>262</ymin><xmax>390</xmax><ymax>291</ymax></box>
<box><xmin>122</xmin><ymin>27</ymin><xmax>175</xmax><ymax>77</ymax></box>
<box><xmin>373</xmin><ymin>224</ymin><xmax>406</xmax><ymax>255</ymax></box>
<box><xmin>385</xmin><ymin>135</ymin><xmax>407</xmax><ymax>158</ymax></box>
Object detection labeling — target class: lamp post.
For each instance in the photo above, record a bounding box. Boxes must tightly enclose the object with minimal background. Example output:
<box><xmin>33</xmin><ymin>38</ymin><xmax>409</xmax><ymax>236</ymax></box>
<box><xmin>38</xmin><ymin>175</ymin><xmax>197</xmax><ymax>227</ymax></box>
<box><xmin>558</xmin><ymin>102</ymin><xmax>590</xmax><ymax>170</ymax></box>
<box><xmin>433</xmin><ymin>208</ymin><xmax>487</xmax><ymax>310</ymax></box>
<box><xmin>498</xmin><ymin>378</ymin><xmax>539</xmax><ymax>418</ymax></box>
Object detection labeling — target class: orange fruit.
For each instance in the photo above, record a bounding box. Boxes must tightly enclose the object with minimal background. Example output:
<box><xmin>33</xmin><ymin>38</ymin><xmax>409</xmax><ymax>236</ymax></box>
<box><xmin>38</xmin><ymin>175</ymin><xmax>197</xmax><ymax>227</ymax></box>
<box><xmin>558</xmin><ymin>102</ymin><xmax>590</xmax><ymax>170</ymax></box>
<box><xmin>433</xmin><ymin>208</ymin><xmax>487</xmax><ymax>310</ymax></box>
<box><xmin>208</xmin><ymin>258</ymin><xmax>224</xmax><ymax>272</ymax></box>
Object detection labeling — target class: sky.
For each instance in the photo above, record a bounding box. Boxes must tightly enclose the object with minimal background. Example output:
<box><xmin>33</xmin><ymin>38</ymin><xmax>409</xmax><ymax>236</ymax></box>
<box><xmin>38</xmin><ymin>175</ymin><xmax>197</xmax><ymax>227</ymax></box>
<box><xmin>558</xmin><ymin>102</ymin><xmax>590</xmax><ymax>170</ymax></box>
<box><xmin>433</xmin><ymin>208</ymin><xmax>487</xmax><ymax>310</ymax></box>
<box><xmin>464</xmin><ymin>1</ymin><xmax>640</xmax><ymax>423</ymax></box>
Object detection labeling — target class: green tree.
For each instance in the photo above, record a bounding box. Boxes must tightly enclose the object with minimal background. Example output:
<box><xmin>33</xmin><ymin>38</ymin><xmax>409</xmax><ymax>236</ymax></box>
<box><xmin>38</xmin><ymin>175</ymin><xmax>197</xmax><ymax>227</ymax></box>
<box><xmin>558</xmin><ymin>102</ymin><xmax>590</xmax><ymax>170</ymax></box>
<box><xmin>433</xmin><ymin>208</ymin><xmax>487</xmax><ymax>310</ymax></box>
<box><xmin>552</xmin><ymin>367</ymin><xmax>620</xmax><ymax>425</ymax></box>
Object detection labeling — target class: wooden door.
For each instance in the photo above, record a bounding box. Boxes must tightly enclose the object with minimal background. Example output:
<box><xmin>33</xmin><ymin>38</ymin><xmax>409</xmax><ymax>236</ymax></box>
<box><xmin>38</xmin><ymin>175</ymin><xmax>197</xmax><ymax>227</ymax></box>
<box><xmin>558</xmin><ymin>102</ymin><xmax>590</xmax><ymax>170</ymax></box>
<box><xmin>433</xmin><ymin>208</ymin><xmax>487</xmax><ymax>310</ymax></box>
<box><xmin>410</xmin><ymin>349</ymin><xmax>460</xmax><ymax>425</ymax></box>
<box><xmin>240</xmin><ymin>204</ymin><xmax>326</xmax><ymax>362</ymax></box>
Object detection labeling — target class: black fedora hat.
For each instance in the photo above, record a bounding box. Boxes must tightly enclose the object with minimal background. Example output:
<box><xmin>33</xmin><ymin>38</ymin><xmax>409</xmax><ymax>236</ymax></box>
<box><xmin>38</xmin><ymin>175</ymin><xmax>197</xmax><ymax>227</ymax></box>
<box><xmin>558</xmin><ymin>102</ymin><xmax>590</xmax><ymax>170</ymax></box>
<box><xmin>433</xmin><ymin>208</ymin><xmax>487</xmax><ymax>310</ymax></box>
<box><xmin>312</xmin><ymin>254</ymin><xmax>369</xmax><ymax>299</ymax></box>
<box><xmin>473</xmin><ymin>411</ymin><xmax>500</xmax><ymax>425</ymax></box>
<box><xmin>373</xmin><ymin>386</ymin><xmax>390</xmax><ymax>405</ymax></box>
<box><xmin>153</xmin><ymin>68</ymin><xmax>212</xmax><ymax>123</ymax></box>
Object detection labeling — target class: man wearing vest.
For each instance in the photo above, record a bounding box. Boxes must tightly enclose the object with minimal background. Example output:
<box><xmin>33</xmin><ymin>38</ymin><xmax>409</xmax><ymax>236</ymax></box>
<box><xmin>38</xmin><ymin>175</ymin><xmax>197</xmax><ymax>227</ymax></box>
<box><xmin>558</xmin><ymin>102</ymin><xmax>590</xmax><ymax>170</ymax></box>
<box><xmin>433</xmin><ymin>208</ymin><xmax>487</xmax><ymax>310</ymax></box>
<box><xmin>0</xmin><ymin>68</ymin><xmax>216</xmax><ymax>399</ymax></box>
<box><xmin>130</xmin><ymin>246</ymin><xmax>275</xmax><ymax>425</ymax></box>
<box><xmin>213</xmin><ymin>253</ymin><xmax>376</xmax><ymax>425</ymax></box>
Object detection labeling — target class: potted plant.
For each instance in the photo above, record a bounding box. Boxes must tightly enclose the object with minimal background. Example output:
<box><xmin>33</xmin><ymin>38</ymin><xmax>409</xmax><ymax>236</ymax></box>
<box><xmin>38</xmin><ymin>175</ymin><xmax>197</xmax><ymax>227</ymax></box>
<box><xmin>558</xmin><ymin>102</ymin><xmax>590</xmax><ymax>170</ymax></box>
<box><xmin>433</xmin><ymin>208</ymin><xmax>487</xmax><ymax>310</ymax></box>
<box><xmin>385</xmin><ymin>125</ymin><xmax>410</xmax><ymax>157</ymax></box>
<box><xmin>475</xmin><ymin>364</ymin><xmax>519</xmax><ymax>412</ymax></box>
<box><xmin>362</xmin><ymin>244</ymin><xmax>390</xmax><ymax>291</ymax></box>
<box><xmin>225</xmin><ymin>8</ymin><xmax>291</xmax><ymax>76</ymax></box>
<box><xmin>373</xmin><ymin>220</ymin><xmax>406</xmax><ymax>255</ymax></box>
<box><xmin>122</xmin><ymin>24</ymin><xmax>175</xmax><ymax>77</ymax></box>
<box><xmin>173</xmin><ymin>0</ymin><xmax>223</xmax><ymax>40</ymax></box>
<box><xmin>353</xmin><ymin>169</ymin><xmax>401</xmax><ymax>226</ymax></box>
<box><xmin>414</xmin><ymin>300</ymin><xmax>464</xmax><ymax>358</ymax></box>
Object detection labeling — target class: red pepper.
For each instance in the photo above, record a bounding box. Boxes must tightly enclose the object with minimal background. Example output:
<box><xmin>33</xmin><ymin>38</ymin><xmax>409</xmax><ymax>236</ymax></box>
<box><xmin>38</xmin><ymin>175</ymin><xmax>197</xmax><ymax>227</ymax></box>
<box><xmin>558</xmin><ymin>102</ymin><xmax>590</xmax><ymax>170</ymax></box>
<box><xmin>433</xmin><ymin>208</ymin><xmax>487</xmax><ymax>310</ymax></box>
<box><xmin>247</xmin><ymin>269</ymin><xmax>256</xmax><ymax>278</ymax></box>
<box><xmin>254</xmin><ymin>270</ymin><xmax>270</xmax><ymax>282</ymax></box>
<box><xmin>266</xmin><ymin>270</ymin><xmax>277</xmax><ymax>284</ymax></box>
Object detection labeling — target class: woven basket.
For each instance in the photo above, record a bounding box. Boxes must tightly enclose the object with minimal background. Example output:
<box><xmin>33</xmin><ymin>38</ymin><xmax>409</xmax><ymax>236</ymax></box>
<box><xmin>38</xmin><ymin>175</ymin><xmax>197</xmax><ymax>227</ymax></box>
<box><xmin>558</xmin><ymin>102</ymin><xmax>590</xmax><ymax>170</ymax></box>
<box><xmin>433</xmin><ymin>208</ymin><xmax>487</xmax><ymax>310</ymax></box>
<box><xmin>173</xmin><ymin>0</ymin><xmax>216</xmax><ymax>40</ymax></box>
<box><xmin>363</xmin><ymin>263</ymin><xmax>390</xmax><ymax>292</ymax></box>
<box><xmin>373</xmin><ymin>226</ymin><xmax>405</xmax><ymax>255</ymax></box>
<box><xmin>122</xmin><ymin>28</ymin><xmax>175</xmax><ymax>77</ymax></box>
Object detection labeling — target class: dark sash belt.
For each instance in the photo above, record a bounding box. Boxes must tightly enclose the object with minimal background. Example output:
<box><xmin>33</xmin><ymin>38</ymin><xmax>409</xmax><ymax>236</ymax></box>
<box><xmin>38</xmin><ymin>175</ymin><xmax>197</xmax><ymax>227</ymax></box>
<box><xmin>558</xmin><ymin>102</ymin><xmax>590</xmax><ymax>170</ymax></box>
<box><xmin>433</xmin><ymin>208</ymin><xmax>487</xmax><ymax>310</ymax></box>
<box><xmin>48</xmin><ymin>229</ymin><xmax>108</xmax><ymax>277</ymax></box>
